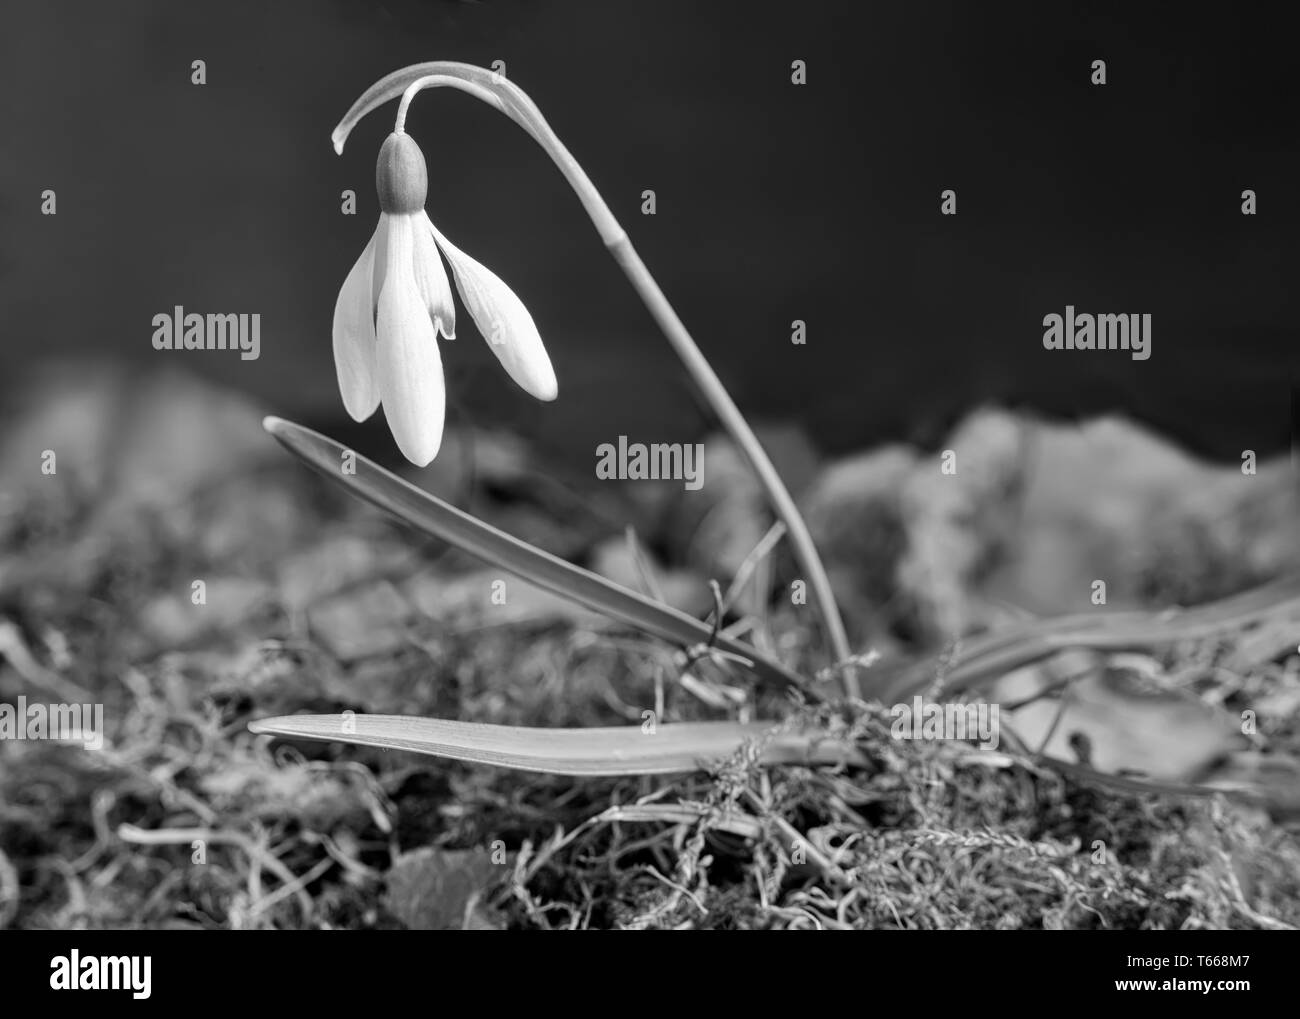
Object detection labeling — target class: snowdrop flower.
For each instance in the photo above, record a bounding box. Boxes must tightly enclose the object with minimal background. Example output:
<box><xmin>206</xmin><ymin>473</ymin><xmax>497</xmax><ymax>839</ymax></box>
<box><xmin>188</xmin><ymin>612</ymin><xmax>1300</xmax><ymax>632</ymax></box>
<box><xmin>332</xmin><ymin>129</ymin><xmax>557</xmax><ymax>466</ymax></box>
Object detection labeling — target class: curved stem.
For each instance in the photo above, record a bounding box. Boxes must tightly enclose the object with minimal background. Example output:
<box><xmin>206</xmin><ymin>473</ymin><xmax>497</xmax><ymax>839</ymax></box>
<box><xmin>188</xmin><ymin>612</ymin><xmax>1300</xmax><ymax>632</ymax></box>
<box><xmin>394</xmin><ymin>75</ymin><xmax>499</xmax><ymax>134</ymax></box>
<box><xmin>334</xmin><ymin>63</ymin><xmax>857</xmax><ymax>697</ymax></box>
<box><xmin>604</xmin><ymin>242</ymin><xmax>856</xmax><ymax>695</ymax></box>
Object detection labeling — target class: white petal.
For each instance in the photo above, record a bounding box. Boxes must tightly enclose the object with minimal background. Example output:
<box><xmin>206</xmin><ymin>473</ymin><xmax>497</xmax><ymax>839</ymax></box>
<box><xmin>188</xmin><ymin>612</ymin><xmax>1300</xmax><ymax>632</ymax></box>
<box><xmin>429</xmin><ymin>217</ymin><xmax>557</xmax><ymax>401</ymax></box>
<box><xmin>375</xmin><ymin>214</ymin><xmax>446</xmax><ymax>466</ymax></box>
<box><xmin>412</xmin><ymin>216</ymin><xmax>456</xmax><ymax>340</ymax></box>
<box><xmin>370</xmin><ymin>213</ymin><xmax>391</xmax><ymax>318</ymax></box>
<box><xmin>331</xmin><ymin>220</ymin><xmax>383</xmax><ymax>421</ymax></box>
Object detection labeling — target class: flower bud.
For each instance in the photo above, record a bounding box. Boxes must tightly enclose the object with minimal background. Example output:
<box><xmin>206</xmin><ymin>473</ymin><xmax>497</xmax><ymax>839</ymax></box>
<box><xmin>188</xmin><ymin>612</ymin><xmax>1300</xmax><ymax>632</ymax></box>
<box><xmin>375</xmin><ymin>132</ymin><xmax>428</xmax><ymax>214</ymax></box>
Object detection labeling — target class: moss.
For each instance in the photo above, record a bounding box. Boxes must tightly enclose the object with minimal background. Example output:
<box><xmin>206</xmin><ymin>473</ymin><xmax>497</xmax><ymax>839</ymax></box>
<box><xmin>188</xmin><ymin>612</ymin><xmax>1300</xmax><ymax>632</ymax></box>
<box><xmin>2</xmin><ymin>443</ymin><xmax>1297</xmax><ymax>930</ymax></box>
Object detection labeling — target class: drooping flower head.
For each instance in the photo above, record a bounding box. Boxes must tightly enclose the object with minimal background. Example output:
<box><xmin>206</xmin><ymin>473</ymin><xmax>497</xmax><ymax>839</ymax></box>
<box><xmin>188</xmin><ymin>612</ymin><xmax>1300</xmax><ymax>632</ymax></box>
<box><xmin>332</xmin><ymin>94</ymin><xmax>557</xmax><ymax>466</ymax></box>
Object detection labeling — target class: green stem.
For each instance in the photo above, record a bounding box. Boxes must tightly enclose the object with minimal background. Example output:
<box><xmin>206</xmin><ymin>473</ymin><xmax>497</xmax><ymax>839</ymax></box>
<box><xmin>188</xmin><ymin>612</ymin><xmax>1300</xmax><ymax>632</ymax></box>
<box><xmin>334</xmin><ymin>63</ymin><xmax>857</xmax><ymax>697</ymax></box>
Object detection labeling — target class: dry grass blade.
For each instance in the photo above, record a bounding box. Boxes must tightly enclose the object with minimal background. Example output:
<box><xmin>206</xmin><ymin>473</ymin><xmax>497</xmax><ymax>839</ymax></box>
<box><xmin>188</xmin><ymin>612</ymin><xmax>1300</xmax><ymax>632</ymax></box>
<box><xmin>248</xmin><ymin>714</ymin><xmax>864</xmax><ymax>776</ymax></box>
<box><xmin>262</xmin><ymin>416</ymin><xmax>813</xmax><ymax>699</ymax></box>
<box><xmin>722</xmin><ymin>520</ymin><xmax>786</xmax><ymax>615</ymax></box>
<box><xmin>623</xmin><ymin>525</ymin><xmax>666</xmax><ymax>603</ymax></box>
<box><xmin>597</xmin><ymin>803</ymin><xmax>764</xmax><ymax>838</ymax></box>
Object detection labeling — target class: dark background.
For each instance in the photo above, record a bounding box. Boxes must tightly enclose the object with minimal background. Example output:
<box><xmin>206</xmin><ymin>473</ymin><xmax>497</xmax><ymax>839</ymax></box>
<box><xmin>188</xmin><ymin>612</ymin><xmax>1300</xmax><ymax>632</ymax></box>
<box><xmin>1</xmin><ymin>0</ymin><xmax>1296</xmax><ymax>468</ymax></box>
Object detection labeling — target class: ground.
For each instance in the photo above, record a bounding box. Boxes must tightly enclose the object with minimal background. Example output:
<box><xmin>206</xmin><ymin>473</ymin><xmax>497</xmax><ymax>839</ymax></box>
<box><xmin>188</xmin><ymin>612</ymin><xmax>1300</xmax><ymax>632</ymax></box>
<box><xmin>1</xmin><ymin>373</ymin><xmax>1298</xmax><ymax>929</ymax></box>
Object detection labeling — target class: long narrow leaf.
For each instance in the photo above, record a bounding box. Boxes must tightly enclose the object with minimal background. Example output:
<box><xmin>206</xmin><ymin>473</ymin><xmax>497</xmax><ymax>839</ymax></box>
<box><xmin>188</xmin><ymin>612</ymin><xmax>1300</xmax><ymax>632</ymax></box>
<box><xmin>263</xmin><ymin>416</ymin><xmax>813</xmax><ymax>698</ymax></box>
<box><xmin>248</xmin><ymin>714</ymin><xmax>862</xmax><ymax>776</ymax></box>
<box><xmin>872</xmin><ymin>574</ymin><xmax>1300</xmax><ymax>701</ymax></box>
<box><xmin>247</xmin><ymin>712</ymin><xmax>1229</xmax><ymax>798</ymax></box>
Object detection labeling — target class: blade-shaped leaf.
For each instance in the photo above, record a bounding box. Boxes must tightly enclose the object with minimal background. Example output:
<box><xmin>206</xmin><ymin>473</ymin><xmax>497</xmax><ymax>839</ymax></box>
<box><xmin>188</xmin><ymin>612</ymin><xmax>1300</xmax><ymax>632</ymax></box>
<box><xmin>248</xmin><ymin>714</ymin><xmax>863</xmax><ymax>776</ymax></box>
<box><xmin>871</xmin><ymin>573</ymin><xmax>1300</xmax><ymax>701</ymax></box>
<box><xmin>262</xmin><ymin>416</ymin><xmax>813</xmax><ymax>698</ymax></box>
<box><xmin>248</xmin><ymin>713</ymin><xmax>1241</xmax><ymax>799</ymax></box>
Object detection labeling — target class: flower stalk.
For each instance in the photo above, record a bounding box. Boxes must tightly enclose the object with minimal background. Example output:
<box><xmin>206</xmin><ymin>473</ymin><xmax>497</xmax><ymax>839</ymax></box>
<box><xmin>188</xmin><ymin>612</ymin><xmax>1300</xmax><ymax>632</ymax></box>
<box><xmin>333</xmin><ymin>63</ymin><xmax>857</xmax><ymax>697</ymax></box>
